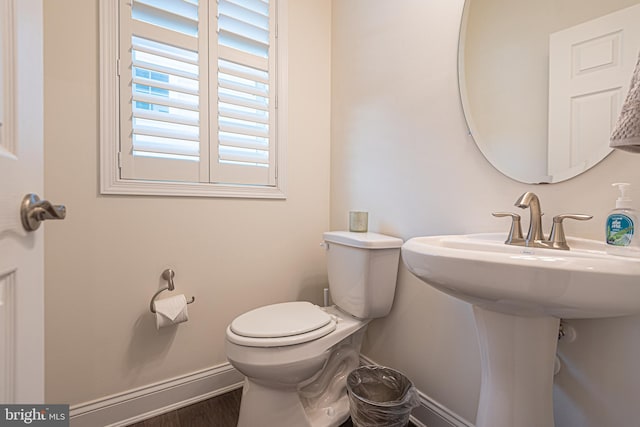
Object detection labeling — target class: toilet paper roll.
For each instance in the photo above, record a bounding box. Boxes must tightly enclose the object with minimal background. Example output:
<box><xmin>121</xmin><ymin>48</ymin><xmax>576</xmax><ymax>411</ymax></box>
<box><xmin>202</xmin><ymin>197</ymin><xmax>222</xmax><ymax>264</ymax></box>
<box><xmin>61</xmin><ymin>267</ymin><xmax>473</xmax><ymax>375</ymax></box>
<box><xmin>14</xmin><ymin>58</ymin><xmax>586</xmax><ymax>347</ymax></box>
<box><xmin>154</xmin><ymin>294</ymin><xmax>189</xmax><ymax>329</ymax></box>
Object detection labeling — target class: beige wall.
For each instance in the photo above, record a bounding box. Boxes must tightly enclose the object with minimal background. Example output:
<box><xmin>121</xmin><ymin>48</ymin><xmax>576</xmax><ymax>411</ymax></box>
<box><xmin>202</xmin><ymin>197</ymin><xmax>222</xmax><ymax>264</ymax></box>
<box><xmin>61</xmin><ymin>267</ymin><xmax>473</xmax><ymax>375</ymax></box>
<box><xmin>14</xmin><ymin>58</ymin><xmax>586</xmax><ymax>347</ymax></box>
<box><xmin>43</xmin><ymin>0</ymin><xmax>332</xmax><ymax>404</ymax></box>
<box><xmin>332</xmin><ymin>0</ymin><xmax>640</xmax><ymax>425</ymax></box>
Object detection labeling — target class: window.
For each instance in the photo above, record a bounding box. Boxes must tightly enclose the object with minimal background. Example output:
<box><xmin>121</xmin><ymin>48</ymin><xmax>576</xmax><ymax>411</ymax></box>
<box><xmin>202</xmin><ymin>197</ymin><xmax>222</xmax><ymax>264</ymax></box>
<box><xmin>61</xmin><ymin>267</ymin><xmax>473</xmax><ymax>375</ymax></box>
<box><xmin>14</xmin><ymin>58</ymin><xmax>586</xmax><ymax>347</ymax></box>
<box><xmin>133</xmin><ymin>68</ymin><xmax>170</xmax><ymax>113</ymax></box>
<box><xmin>100</xmin><ymin>0</ymin><xmax>287</xmax><ymax>198</ymax></box>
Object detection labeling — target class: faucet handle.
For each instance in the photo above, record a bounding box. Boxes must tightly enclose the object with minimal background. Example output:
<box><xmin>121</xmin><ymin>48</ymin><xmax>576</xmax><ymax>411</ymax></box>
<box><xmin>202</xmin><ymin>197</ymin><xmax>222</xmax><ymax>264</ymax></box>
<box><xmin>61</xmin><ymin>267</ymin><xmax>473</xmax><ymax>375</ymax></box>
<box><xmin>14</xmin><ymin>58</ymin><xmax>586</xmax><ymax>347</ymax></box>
<box><xmin>547</xmin><ymin>214</ymin><xmax>593</xmax><ymax>250</ymax></box>
<box><xmin>492</xmin><ymin>212</ymin><xmax>524</xmax><ymax>245</ymax></box>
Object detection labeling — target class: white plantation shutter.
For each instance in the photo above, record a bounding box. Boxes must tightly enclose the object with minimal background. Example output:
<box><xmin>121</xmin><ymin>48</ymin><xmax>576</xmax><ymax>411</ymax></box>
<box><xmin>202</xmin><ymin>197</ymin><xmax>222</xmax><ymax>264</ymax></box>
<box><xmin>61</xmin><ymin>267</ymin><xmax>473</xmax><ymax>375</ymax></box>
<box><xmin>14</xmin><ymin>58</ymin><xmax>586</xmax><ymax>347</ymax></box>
<box><xmin>214</xmin><ymin>0</ymin><xmax>275</xmax><ymax>185</ymax></box>
<box><xmin>118</xmin><ymin>0</ymin><xmax>277</xmax><ymax>187</ymax></box>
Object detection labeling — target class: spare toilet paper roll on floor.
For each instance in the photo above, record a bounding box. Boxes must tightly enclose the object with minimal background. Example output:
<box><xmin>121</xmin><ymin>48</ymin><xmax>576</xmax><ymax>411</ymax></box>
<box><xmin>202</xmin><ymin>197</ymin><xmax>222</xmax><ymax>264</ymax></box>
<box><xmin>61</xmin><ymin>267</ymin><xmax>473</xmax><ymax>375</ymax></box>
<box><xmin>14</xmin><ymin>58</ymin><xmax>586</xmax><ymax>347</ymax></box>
<box><xmin>154</xmin><ymin>294</ymin><xmax>189</xmax><ymax>329</ymax></box>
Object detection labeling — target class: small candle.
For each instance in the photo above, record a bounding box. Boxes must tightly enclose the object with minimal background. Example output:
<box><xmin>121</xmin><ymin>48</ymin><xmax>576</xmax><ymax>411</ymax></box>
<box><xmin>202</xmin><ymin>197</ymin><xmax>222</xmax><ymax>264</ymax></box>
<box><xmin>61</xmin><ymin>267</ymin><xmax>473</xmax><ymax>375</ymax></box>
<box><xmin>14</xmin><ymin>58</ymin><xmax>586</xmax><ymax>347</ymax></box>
<box><xmin>349</xmin><ymin>211</ymin><xmax>368</xmax><ymax>232</ymax></box>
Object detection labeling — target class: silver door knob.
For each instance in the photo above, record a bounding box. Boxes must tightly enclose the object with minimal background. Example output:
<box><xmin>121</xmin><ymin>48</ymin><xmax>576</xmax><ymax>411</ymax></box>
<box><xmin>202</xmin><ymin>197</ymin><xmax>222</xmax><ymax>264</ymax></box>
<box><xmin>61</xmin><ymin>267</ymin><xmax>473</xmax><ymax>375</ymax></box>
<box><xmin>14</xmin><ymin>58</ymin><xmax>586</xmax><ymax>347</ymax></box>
<box><xmin>20</xmin><ymin>193</ymin><xmax>66</xmax><ymax>232</ymax></box>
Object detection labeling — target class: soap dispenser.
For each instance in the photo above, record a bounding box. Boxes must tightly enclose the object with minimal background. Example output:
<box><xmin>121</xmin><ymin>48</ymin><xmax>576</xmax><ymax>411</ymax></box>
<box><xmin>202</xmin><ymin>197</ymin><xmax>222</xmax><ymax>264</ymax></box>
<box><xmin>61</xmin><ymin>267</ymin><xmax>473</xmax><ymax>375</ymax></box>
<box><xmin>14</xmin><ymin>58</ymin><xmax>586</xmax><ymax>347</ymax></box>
<box><xmin>606</xmin><ymin>183</ymin><xmax>640</xmax><ymax>256</ymax></box>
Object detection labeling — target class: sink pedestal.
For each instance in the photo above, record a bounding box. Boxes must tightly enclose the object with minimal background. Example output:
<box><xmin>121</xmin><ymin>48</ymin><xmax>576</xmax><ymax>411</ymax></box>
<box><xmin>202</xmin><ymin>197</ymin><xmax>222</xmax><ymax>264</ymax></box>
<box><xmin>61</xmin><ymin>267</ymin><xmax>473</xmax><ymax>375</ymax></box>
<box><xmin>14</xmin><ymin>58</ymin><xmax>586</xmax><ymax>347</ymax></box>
<box><xmin>473</xmin><ymin>306</ymin><xmax>559</xmax><ymax>427</ymax></box>
<box><xmin>402</xmin><ymin>233</ymin><xmax>640</xmax><ymax>427</ymax></box>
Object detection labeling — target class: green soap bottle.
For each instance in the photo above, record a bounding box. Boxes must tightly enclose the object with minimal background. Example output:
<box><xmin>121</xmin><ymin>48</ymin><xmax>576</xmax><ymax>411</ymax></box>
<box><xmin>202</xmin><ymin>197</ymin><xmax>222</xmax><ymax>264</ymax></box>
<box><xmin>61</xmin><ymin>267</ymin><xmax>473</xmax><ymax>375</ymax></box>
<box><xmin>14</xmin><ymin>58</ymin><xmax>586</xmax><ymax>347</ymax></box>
<box><xmin>606</xmin><ymin>183</ymin><xmax>640</xmax><ymax>256</ymax></box>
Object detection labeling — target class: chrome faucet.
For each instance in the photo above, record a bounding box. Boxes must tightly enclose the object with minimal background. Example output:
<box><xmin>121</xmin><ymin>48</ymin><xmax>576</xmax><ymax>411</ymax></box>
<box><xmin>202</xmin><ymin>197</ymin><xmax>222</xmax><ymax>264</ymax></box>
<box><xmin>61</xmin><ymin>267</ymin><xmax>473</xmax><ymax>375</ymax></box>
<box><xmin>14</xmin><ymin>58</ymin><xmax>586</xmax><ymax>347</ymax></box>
<box><xmin>514</xmin><ymin>192</ymin><xmax>545</xmax><ymax>245</ymax></box>
<box><xmin>493</xmin><ymin>192</ymin><xmax>592</xmax><ymax>250</ymax></box>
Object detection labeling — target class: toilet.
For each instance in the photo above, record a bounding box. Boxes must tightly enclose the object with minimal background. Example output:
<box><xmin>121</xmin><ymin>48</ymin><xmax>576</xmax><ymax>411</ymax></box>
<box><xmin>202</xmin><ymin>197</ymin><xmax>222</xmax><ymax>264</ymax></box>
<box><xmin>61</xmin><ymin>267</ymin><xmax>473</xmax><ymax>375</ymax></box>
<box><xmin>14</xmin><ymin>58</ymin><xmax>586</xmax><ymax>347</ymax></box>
<box><xmin>225</xmin><ymin>231</ymin><xmax>403</xmax><ymax>427</ymax></box>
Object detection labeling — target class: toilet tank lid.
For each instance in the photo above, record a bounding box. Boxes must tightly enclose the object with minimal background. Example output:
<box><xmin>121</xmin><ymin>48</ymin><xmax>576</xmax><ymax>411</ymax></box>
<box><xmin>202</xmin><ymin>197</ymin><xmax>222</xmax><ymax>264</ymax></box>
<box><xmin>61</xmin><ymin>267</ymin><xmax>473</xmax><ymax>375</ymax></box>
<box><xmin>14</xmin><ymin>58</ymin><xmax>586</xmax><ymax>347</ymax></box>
<box><xmin>323</xmin><ymin>231</ymin><xmax>403</xmax><ymax>249</ymax></box>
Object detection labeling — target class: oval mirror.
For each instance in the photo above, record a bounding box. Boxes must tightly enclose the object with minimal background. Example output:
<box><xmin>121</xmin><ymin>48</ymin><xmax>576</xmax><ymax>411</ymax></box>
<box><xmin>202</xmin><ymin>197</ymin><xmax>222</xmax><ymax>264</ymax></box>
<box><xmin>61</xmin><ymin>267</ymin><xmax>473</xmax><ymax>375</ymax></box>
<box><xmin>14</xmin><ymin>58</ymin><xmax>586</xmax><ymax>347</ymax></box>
<box><xmin>459</xmin><ymin>0</ymin><xmax>640</xmax><ymax>184</ymax></box>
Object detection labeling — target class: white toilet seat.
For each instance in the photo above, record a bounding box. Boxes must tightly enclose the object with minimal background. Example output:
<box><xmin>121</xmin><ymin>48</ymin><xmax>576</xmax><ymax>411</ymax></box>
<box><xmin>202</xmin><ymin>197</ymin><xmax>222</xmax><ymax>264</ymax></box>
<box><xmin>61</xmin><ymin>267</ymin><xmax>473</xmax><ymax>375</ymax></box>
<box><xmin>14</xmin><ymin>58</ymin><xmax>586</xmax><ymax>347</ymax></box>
<box><xmin>227</xmin><ymin>301</ymin><xmax>337</xmax><ymax>348</ymax></box>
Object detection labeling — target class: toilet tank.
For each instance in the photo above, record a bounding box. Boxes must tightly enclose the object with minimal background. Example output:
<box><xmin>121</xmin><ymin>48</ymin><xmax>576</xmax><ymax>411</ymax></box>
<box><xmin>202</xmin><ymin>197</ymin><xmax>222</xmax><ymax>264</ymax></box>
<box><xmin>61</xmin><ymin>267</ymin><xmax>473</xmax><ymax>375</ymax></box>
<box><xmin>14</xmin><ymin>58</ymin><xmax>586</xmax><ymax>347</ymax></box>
<box><xmin>323</xmin><ymin>231</ymin><xmax>403</xmax><ymax>319</ymax></box>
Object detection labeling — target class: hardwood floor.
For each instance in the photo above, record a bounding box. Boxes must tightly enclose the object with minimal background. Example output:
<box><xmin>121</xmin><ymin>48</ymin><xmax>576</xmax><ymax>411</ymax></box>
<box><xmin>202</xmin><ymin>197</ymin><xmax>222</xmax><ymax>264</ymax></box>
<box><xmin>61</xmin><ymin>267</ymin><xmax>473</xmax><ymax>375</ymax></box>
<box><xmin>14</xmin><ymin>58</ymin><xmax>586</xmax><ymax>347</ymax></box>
<box><xmin>126</xmin><ymin>388</ymin><xmax>242</xmax><ymax>427</ymax></box>
<box><xmin>126</xmin><ymin>388</ymin><xmax>415</xmax><ymax>427</ymax></box>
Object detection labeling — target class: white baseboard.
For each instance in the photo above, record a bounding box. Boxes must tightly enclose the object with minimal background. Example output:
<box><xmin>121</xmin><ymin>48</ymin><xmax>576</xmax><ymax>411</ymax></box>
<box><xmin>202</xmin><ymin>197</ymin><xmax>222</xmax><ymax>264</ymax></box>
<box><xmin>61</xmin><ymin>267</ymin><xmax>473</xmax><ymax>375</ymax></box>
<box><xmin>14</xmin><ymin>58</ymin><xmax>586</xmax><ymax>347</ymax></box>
<box><xmin>359</xmin><ymin>356</ymin><xmax>475</xmax><ymax>427</ymax></box>
<box><xmin>69</xmin><ymin>363</ymin><xmax>244</xmax><ymax>427</ymax></box>
<box><xmin>411</xmin><ymin>388</ymin><xmax>475</xmax><ymax>427</ymax></box>
<box><xmin>69</xmin><ymin>357</ymin><xmax>474</xmax><ymax>427</ymax></box>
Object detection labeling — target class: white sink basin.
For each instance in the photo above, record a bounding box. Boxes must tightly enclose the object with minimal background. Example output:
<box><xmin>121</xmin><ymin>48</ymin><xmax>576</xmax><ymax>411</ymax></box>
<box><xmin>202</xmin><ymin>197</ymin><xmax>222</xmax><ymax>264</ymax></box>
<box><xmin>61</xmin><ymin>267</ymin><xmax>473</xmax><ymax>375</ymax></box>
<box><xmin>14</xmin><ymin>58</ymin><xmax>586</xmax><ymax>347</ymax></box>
<box><xmin>401</xmin><ymin>233</ymin><xmax>640</xmax><ymax>427</ymax></box>
<box><xmin>402</xmin><ymin>232</ymin><xmax>640</xmax><ymax>318</ymax></box>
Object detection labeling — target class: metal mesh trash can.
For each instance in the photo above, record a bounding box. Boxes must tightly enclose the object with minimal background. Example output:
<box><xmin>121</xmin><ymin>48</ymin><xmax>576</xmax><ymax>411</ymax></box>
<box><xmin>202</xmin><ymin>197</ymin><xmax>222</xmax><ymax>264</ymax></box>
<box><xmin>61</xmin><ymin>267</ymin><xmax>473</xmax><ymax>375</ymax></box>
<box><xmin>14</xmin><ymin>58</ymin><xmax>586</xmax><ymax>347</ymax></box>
<box><xmin>346</xmin><ymin>365</ymin><xmax>420</xmax><ymax>427</ymax></box>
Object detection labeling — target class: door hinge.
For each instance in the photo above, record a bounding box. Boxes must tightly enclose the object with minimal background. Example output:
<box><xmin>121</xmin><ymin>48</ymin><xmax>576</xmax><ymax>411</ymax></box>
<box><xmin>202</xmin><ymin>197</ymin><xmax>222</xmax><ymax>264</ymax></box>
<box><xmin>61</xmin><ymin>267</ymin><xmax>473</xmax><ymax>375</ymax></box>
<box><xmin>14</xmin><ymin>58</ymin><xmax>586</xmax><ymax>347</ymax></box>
<box><xmin>117</xmin><ymin>152</ymin><xmax>123</xmax><ymax>169</ymax></box>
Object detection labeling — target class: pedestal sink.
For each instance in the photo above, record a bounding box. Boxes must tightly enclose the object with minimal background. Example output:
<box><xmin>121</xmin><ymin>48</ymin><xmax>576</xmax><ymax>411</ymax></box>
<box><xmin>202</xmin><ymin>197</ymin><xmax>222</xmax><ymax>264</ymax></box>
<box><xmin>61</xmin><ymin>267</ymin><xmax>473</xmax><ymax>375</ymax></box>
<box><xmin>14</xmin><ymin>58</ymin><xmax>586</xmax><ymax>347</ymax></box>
<box><xmin>401</xmin><ymin>233</ymin><xmax>640</xmax><ymax>427</ymax></box>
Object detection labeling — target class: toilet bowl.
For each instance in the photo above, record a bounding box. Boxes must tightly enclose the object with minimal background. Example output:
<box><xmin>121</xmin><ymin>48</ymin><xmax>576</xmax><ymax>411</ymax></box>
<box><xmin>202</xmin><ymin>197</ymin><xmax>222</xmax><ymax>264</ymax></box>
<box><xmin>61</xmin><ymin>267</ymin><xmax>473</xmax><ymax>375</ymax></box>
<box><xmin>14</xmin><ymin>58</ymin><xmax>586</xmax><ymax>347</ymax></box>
<box><xmin>226</xmin><ymin>304</ymin><xmax>368</xmax><ymax>426</ymax></box>
<box><xmin>225</xmin><ymin>231</ymin><xmax>403</xmax><ymax>427</ymax></box>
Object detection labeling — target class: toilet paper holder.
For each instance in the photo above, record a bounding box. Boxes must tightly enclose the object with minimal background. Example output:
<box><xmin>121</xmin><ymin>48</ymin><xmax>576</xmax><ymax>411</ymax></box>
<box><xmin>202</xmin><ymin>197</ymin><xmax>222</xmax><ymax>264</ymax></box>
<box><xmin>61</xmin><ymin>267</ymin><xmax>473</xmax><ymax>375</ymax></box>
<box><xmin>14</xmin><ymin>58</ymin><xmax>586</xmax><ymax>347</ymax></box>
<box><xmin>149</xmin><ymin>269</ymin><xmax>196</xmax><ymax>313</ymax></box>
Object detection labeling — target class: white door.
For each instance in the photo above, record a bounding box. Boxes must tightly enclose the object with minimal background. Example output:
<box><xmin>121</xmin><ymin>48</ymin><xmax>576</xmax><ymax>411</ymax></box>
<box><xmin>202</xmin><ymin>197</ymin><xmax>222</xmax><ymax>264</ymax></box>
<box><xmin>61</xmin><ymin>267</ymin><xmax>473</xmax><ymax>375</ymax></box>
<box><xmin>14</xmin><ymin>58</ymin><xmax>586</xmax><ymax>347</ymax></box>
<box><xmin>0</xmin><ymin>0</ymin><xmax>48</xmax><ymax>404</ymax></box>
<box><xmin>548</xmin><ymin>4</ymin><xmax>640</xmax><ymax>182</ymax></box>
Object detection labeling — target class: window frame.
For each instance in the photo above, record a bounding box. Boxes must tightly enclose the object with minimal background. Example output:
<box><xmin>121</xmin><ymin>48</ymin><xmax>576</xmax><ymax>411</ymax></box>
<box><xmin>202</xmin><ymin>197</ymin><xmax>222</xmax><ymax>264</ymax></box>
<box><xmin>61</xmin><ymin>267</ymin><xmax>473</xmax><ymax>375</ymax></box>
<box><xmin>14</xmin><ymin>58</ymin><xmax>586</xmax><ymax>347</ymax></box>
<box><xmin>99</xmin><ymin>0</ymin><xmax>287</xmax><ymax>198</ymax></box>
